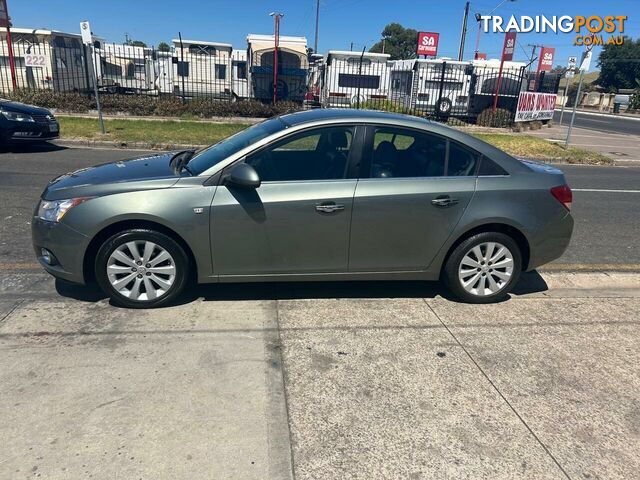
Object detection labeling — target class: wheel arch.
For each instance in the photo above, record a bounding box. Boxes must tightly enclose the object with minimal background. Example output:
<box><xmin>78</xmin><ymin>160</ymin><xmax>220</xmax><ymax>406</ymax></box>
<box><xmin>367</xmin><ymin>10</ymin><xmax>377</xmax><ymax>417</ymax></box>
<box><xmin>83</xmin><ymin>219</ymin><xmax>198</xmax><ymax>285</ymax></box>
<box><xmin>439</xmin><ymin>222</ymin><xmax>531</xmax><ymax>275</ymax></box>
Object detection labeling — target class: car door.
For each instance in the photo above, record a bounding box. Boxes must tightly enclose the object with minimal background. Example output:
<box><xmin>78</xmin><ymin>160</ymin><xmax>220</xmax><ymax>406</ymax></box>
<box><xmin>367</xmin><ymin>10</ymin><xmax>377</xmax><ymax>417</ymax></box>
<box><xmin>348</xmin><ymin>125</ymin><xmax>478</xmax><ymax>272</ymax></box>
<box><xmin>211</xmin><ymin>125</ymin><xmax>361</xmax><ymax>276</ymax></box>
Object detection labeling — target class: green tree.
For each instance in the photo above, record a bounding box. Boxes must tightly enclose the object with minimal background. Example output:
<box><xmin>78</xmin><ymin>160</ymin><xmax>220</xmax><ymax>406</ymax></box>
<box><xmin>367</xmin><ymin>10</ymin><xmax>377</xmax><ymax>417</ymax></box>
<box><xmin>157</xmin><ymin>41</ymin><xmax>171</xmax><ymax>52</ymax></box>
<box><xmin>129</xmin><ymin>40</ymin><xmax>147</xmax><ymax>48</ymax></box>
<box><xmin>597</xmin><ymin>36</ymin><xmax>640</xmax><ymax>91</ymax></box>
<box><xmin>369</xmin><ymin>23</ymin><xmax>418</xmax><ymax>60</ymax></box>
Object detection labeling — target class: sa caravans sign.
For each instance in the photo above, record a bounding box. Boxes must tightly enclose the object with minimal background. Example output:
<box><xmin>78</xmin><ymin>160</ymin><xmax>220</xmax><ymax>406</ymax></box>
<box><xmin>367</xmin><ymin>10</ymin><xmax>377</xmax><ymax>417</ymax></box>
<box><xmin>416</xmin><ymin>32</ymin><xmax>439</xmax><ymax>57</ymax></box>
<box><xmin>514</xmin><ymin>91</ymin><xmax>557</xmax><ymax>122</ymax></box>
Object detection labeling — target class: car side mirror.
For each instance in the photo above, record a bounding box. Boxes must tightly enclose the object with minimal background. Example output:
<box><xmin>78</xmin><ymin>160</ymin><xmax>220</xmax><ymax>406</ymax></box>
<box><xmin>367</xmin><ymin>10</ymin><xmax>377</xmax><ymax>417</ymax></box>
<box><xmin>226</xmin><ymin>163</ymin><xmax>261</xmax><ymax>189</ymax></box>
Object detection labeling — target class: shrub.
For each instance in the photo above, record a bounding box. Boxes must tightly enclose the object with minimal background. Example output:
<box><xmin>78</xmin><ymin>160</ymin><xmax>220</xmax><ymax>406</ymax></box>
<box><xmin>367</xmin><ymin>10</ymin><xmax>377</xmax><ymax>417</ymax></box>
<box><xmin>361</xmin><ymin>100</ymin><xmax>411</xmax><ymax>114</ymax></box>
<box><xmin>476</xmin><ymin>108</ymin><xmax>513</xmax><ymax>128</ymax></box>
<box><xmin>2</xmin><ymin>90</ymin><xmax>302</xmax><ymax>119</ymax></box>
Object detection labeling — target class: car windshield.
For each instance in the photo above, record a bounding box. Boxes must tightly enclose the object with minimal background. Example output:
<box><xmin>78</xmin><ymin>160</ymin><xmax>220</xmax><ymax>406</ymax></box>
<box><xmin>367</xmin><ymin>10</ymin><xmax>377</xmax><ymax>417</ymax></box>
<box><xmin>187</xmin><ymin>118</ymin><xmax>287</xmax><ymax>175</ymax></box>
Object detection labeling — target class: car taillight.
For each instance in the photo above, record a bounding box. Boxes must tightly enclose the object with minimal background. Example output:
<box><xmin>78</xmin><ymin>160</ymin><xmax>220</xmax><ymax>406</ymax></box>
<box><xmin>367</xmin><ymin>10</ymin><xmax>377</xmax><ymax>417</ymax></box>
<box><xmin>550</xmin><ymin>185</ymin><xmax>572</xmax><ymax>211</ymax></box>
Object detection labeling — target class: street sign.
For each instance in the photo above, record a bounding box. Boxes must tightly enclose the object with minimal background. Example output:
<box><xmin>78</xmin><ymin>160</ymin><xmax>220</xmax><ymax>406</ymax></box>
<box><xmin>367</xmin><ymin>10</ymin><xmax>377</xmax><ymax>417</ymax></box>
<box><xmin>417</xmin><ymin>32</ymin><xmax>439</xmax><ymax>57</ymax></box>
<box><xmin>0</xmin><ymin>0</ymin><xmax>8</xmax><ymax>28</ymax></box>
<box><xmin>79</xmin><ymin>20</ymin><xmax>92</xmax><ymax>45</ymax></box>
<box><xmin>537</xmin><ymin>47</ymin><xmax>555</xmax><ymax>73</ymax></box>
<box><xmin>565</xmin><ymin>70</ymin><xmax>575</xmax><ymax>79</ymax></box>
<box><xmin>579</xmin><ymin>50</ymin><xmax>593</xmax><ymax>72</ymax></box>
<box><xmin>501</xmin><ymin>32</ymin><xmax>517</xmax><ymax>62</ymax></box>
<box><xmin>567</xmin><ymin>56</ymin><xmax>577</xmax><ymax>69</ymax></box>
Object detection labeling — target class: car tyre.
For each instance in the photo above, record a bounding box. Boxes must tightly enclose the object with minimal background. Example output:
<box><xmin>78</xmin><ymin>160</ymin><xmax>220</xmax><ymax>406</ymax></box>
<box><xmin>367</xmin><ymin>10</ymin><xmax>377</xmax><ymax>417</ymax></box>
<box><xmin>443</xmin><ymin>232</ymin><xmax>522</xmax><ymax>304</ymax></box>
<box><xmin>95</xmin><ymin>229</ymin><xmax>189</xmax><ymax>308</ymax></box>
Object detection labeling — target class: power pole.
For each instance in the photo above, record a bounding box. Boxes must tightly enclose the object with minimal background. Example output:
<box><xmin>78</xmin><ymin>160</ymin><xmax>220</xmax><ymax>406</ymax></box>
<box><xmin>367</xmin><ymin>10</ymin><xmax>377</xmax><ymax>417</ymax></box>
<box><xmin>527</xmin><ymin>44</ymin><xmax>544</xmax><ymax>68</ymax></box>
<box><xmin>458</xmin><ymin>1</ymin><xmax>470</xmax><ymax>61</ymax></box>
<box><xmin>270</xmin><ymin>12</ymin><xmax>284</xmax><ymax>104</ymax></box>
<box><xmin>313</xmin><ymin>0</ymin><xmax>320</xmax><ymax>54</ymax></box>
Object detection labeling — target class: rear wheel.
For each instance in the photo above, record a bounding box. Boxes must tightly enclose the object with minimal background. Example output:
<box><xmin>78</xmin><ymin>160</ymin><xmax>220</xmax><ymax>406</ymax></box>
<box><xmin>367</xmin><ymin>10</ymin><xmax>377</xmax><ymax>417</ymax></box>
<box><xmin>443</xmin><ymin>232</ymin><xmax>521</xmax><ymax>303</ymax></box>
<box><xmin>95</xmin><ymin>229</ymin><xmax>189</xmax><ymax>308</ymax></box>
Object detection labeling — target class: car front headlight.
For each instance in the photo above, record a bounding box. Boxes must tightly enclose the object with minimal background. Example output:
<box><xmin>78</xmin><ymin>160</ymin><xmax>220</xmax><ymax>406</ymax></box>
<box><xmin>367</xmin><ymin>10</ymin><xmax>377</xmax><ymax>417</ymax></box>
<box><xmin>0</xmin><ymin>110</ymin><xmax>35</xmax><ymax>122</ymax></box>
<box><xmin>37</xmin><ymin>197</ymin><xmax>93</xmax><ymax>223</ymax></box>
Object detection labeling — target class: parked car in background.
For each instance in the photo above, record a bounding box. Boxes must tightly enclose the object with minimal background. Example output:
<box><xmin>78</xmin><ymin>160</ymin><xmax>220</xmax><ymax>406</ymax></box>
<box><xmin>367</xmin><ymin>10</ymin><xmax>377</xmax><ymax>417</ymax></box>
<box><xmin>32</xmin><ymin>109</ymin><xmax>573</xmax><ymax>308</ymax></box>
<box><xmin>0</xmin><ymin>99</ymin><xmax>59</xmax><ymax>144</ymax></box>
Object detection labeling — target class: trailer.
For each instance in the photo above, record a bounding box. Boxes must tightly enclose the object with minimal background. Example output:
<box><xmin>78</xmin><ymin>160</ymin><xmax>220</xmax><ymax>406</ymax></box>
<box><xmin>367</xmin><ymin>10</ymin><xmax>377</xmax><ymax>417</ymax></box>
<box><xmin>468</xmin><ymin>59</ymin><xmax>527</xmax><ymax>114</ymax></box>
<box><xmin>153</xmin><ymin>50</ymin><xmax>174</xmax><ymax>95</ymax></box>
<box><xmin>247</xmin><ymin>34</ymin><xmax>308</xmax><ymax>103</ymax></box>
<box><xmin>94</xmin><ymin>42</ymin><xmax>155</xmax><ymax>94</ymax></box>
<box><xmin>320</xmin><ymin>51</ymin><xmax>391</xmax><ymax>108</ymax></box>
<box><xmin>171</xmin><ymin>39</ymin><xmax>233</xmax><ymax>98</ymax></box>
<box><xmin>0</xmin><ymin>28</ymin><xmax>93</xmax><ymax>93</ymax></box>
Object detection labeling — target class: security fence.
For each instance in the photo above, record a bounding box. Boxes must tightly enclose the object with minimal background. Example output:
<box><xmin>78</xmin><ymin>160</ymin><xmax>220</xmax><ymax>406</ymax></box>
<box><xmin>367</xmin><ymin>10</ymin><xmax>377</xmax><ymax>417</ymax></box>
<box><xmin>0</xmin><ymin>32</ymin><xmax>561</xmax><ymax>124</ymax></box>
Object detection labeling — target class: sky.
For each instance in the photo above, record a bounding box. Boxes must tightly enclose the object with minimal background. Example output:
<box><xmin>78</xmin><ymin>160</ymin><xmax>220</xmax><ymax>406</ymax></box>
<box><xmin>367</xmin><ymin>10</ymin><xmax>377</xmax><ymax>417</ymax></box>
<box><xmin>6</xmin><ymin>0</ymin><xmax>640</xmax><ymax>71</ymax></box>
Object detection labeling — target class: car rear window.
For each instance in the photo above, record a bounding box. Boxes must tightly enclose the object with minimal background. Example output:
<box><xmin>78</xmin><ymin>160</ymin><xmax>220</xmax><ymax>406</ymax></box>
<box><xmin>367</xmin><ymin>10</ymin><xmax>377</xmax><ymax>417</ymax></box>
<box><xmin>478</xmin><ymin>157</ymin><xmax>508</xmax><ymax>176</ymax></box>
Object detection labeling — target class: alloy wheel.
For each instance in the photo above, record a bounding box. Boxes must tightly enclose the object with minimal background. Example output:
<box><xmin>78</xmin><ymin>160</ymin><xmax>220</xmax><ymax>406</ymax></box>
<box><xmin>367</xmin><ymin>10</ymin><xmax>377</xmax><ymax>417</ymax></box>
<box><xmin>106</xmin><ymin>241</ymin><xmax>176</xmax><ymax>301</ymax></box>
<box><xmin>458</xmin><ymin>241</ymin><xmax>514</xmax><ymax>297</ymax></box>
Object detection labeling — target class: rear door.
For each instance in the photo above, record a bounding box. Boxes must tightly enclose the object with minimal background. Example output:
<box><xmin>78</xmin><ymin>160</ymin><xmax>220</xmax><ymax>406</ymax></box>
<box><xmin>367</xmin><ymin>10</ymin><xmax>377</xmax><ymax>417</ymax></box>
<box><xmin>348</xmin><ymin>125</ymin><xmax>478</xmax><ymax>271</ymax></box>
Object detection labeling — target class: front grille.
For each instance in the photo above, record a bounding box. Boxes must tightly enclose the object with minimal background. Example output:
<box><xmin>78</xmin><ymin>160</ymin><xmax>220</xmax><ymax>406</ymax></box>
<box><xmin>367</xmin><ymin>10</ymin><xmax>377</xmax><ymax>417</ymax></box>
<box><xmin>32</xmin><ymin>114</ymin><xmax>55</xmax><ymax>123</ymax></box>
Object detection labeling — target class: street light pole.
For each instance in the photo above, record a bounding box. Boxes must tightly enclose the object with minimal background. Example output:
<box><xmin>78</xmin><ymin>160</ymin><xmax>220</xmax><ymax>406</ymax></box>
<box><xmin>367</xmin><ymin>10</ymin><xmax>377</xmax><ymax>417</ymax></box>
<box><xmin>458</xmin><ymin>1</ymin><xmax>470</xmax><ymax>61</ymax></box>
<box><xmin>313</xmin><ymin>0</ymin><xmax>320</xmax><ymax>54</ymax></box>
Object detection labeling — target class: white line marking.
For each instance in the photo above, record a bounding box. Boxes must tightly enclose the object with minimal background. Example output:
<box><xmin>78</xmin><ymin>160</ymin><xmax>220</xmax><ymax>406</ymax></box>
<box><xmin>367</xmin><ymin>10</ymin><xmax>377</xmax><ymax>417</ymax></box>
<box><xmin>573</xmin><ymin>188</ymin><xmax>640</xmax><ymax>193</ymax></box>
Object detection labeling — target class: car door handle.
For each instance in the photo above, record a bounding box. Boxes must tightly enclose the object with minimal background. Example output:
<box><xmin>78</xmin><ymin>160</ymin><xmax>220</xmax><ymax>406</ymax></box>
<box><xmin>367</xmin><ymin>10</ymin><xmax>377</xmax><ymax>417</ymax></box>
<box><xmin>431</xmin><ymin>195</ymin><xmax>459</xmax><ymax>207</ymax></box>
<box><xmin>315</xmin><ymin>202</ymin><xmax>345</xmax><ymax>214</ymax></box>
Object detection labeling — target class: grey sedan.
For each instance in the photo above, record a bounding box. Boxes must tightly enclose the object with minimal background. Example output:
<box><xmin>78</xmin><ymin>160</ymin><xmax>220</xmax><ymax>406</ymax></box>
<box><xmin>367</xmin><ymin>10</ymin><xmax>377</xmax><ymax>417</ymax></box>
<box><xmin>32</xmin><ymin>109</ymin><xmax>573</xmax><ymax>307</ymax></box>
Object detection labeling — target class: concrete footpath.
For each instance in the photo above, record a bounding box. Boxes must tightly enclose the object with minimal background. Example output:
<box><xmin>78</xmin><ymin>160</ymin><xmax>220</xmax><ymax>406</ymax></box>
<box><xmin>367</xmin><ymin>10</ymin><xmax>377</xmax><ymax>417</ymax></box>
<box><xmin>1</xmin><ymin>271</ymin><xmax>639</xmax><ymax>479</ymax></box>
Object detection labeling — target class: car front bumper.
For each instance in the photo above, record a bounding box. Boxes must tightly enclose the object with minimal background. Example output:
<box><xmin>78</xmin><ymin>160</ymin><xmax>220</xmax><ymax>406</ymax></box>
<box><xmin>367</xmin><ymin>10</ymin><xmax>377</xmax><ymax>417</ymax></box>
<box><xmin>31</xmin><ymin>217</ymin><xmax>88</xmax><ymax>284</ymax></box>
<box><xmin>3</xmin><ymin>120</ymin><xmax>59</xmax><ymax>142</ymax></box>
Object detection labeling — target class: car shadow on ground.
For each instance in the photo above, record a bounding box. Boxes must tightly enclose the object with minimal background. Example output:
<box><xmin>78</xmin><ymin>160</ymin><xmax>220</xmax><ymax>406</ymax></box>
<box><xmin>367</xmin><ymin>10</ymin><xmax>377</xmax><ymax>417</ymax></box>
<box><xmin>0</xmin><ymin>141</ymin><xmax>67</xmax><ymax>154</ymax></box>
<box><xmin>54</xmin><ymin>271</ymin><xmax>549</xmax><ymax>307</ymax></box>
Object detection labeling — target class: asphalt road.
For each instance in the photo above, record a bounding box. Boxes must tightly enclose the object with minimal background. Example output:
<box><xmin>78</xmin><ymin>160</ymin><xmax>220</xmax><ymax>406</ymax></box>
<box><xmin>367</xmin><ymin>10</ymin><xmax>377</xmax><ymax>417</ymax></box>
<box><xmin>554</xmin><ymin>110</ymin><xmax>640</xmax><ymax>136</ymax></box>
<box><xmin>0</xmin><ymin>144</ymin><xmax>639</xmax><ymax>269</ymax></box>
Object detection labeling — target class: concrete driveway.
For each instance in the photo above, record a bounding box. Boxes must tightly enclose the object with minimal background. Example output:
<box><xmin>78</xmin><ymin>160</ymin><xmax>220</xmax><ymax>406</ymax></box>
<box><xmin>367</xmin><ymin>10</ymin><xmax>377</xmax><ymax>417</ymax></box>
<box><xmin>1</xmin><ymin>272</ymin><xmax>639</xmax><ymax>479</ymax></box>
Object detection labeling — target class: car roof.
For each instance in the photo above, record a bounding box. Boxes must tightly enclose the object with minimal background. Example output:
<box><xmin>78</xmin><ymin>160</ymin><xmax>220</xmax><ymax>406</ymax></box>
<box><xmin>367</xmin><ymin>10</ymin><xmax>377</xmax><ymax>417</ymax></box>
<box><xmin>279</xmin><ymin>108</ymin><xmax>437</xmax><ymax>128</ymax></box>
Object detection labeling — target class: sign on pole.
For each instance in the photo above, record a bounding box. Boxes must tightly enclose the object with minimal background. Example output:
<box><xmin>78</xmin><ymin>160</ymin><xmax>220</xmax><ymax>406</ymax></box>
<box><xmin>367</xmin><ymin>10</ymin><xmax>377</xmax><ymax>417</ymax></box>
<box><xmin>501</xmin><ymin>31</ymin><xmax>517</xmax><ymax>61</ymax></box>
<box><xmin>566</xmin><ymin>40</ymin><xmax>594</xmax><ymax>147</ymax></box>
<box><xmin>492</xmin><ymin>31</ymin><xmax>517</xmax><ymax>111</ymax></box>
<box><xmin>417</xmin><ymin>32</ymin><xmax>439</xmax><ymax>57</ymax></box>
<box><xmin>0</xmin><ymin>0</ymin><xmax>8</xmax><ymax>28</ymax></box>
<box><xmin>567</xmin><ymin>56</ymin><xmax>577</xmax><ymax>70</ymax></box>
<box><xmin>80</xmin><ymin>20</ymin><xmax>93</xmax><ymax>45</ymax></box>
<box><xmin>537</xmin><ymin>47</ymin><xmax>555</xmax><ymax>73</ymax></box>
<box><xmin>79</xmin><ymin>21</ymin><xmax>105</xmax><ymax>134</ymax></box>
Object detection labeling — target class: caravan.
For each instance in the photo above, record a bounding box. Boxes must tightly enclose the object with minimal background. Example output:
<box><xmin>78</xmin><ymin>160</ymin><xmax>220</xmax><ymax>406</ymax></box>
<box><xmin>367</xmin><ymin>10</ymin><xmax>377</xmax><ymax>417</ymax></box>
<box><xmin>171</xmin><ymin>39</ymin><xmax>233</xmax><ymax>98</ymax></box>
<box><xmin>94</xmin><ymin>42</ymin><xmax>155</xmax><ymax>94</ymax></box>
<box><xmin>0</xmin><ymin>28</ymin><xmax>91</xmax><ymax>93</ymax></box>
<box><xmin>320</xmin><ymin>51</ymin><xmax>391</xmax><ymax>107</ymax></box>
<box><xmin>231</xmin><ymin>49</ymin><xmax>249</xmax><ymax>99</ymax></box>
<box><xmin>247</xmin><ymin>34</ymin><xmax>308</xmax><ymax>102</ymax></box>
<box><xmin>390</xmin><ymin>59</ymin><xmax>473</xmax><ymax>117</ymax></box>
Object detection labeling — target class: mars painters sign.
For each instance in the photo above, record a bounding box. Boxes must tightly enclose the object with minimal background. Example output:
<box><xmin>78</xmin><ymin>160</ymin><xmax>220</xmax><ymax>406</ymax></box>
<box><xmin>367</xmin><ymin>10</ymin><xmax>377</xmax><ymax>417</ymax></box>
<box><xmin>515</xmin><ymin>92</ymin><xmax>557</xmax><ymax>122</ymax></box>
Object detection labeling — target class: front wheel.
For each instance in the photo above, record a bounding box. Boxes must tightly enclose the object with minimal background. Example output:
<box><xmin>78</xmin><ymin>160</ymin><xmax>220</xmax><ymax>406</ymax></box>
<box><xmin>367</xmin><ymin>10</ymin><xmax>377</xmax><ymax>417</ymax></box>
<box><xmin>95</xmin><ymin>229</ymin><xmax>189</xmax><ymax>308</ymax></box>
<box><xmin>443</xmin><ymin>232</ymin><xmax>522</xmax><ymax>303</ymax></box>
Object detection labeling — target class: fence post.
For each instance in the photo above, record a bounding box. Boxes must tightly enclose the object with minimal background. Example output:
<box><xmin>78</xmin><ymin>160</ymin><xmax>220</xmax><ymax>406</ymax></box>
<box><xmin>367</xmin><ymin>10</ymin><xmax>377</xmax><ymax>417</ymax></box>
<box><xmin>356</xmin><ymin>46</ymin><xmax>365</xmax><ymax>109</ymax></box>
<box><xmin>178</xmin><ymin>32</ymin><xmax>186</xmax><ymax>105</ymax></box>
<box><xmin>437</xmin><ymin>61</ymin><xmax>446</xmax><ymax>118</ymax></box>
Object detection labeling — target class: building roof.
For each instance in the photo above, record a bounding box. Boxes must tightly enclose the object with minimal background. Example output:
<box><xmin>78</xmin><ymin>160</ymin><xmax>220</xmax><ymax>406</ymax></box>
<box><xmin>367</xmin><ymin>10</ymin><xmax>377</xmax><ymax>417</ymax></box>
<box><xmin>171</xmin><ymin>39</ymin><xmax>233</xmax><ymax>48</ymax></box>
<box><xmin>247</xmin><ymin>34</ymin><xmax>307</xmax><ymax>45</ymax></box>
<box><xmin>327</xmin><ymin>50</ymin><xmax>390</xmax><ymax>59</ymax></box>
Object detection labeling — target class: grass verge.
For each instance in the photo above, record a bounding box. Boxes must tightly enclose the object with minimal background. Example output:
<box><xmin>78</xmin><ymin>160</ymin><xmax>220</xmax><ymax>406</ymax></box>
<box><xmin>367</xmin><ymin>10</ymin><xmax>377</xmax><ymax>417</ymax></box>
<box><xmin>58</xmin><ymin>117</ymin><xmax>613</xmax><ymax>165</ymax></box>
<box><xmin>473</xmin><ymin>133</ymin><xmax>613</xmax><ymax>165</ymax></box>
<box><xmin>58</xmin><ymin>117</ymin><xmax>250</xmax><ymax>147</ymax></box>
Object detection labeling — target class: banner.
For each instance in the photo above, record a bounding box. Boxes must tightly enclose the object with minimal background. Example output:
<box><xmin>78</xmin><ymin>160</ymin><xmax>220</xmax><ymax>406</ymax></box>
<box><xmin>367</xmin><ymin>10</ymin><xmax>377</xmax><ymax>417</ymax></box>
<box><xmin>514</xmin><ymin>91</ymin><xmax>557</xmax><ymax>122</ymax></box>
<box><xmin>0</xmin><ymin>0</ymin><xmax>8</xmax><ymax>28</ymax></box>
<box><xmin>537</xmin><ymin>47</ymin><xmax>555</xmax><ymax>72</ymax></box>
<box><xmin>501</xmin><ymin>32</ymin><xmax>517</xmax><ymax>61</ymax></box>
<box><xmin>417</xmin><ymin>32</ymin><xmax>439</xmax><ymax>57</ymax></box>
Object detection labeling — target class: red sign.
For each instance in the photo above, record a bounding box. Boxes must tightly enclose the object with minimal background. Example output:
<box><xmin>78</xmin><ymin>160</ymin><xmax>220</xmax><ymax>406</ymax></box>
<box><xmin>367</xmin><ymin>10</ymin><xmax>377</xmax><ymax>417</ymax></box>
<box><xmin>417</xmin><ymin>32</ymin><xmax>439</xmax><ymax>57</ymax></box>
<box><xmin>475</xmin><ymin>52</ymin><xmax>487</xmax><ymax>60</ymax></box>
<box><xmin>537</xmin><ymin>47</ymin><xmax>555</xmax><ymax>73</ymax></box>
<box><xmin>501</xmin><ymin>32</ymin><xmax>517</xmax><ymax>62</ymax></box>
<box><xmin>0</xmin><ymin>0</ymin><xmax>9</xmax><ymax>28</ymax></box>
